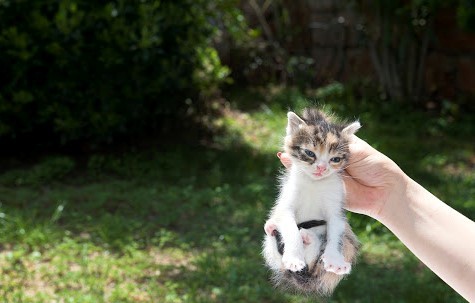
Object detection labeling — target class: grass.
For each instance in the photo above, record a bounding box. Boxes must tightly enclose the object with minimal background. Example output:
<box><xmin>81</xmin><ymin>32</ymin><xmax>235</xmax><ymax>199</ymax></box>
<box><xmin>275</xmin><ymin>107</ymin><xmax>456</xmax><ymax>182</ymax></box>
<box><xmin>0</xmin><ymin>85</ymin><xmax>474</xmax><ymax>302</ymax></box>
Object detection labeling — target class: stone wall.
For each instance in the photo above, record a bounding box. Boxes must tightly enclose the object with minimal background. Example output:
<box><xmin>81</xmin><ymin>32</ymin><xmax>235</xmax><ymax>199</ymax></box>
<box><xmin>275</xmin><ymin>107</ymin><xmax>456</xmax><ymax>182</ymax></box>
<box><xmin>285</xmin><ymin>1</ymin><xmax>475</xmax><ymax>99</ymax></box>
<box><xmin>222</xmin><ymin>1</ymin><xmax>475</xmax><ymax>101</ymax></box>
<box><xmin>429</xmin><ymin>10</ymin><xmax>475</xmax><ymax>97</ymax></box>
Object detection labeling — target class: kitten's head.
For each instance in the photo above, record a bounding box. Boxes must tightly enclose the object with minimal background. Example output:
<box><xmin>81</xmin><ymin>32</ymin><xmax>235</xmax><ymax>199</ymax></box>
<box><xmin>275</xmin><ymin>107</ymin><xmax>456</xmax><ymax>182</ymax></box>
<box><xmin>284</xmin><ymin>108</ymin><xmax>360</xmax><ymax>180</ymax></box>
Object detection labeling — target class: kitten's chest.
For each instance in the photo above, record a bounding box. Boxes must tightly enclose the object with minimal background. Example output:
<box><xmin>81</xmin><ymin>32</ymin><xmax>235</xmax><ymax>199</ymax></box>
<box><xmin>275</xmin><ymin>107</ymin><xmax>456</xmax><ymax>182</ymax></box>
<box><xmin>291</xmin><ymin>176</ymin><xmax>344</xmax><ymax>221</ymax></box>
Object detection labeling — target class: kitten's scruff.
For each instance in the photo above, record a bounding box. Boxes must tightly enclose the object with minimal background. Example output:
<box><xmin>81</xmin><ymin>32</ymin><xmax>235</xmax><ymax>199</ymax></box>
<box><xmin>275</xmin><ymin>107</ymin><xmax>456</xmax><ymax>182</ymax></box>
<box><xmin>262</xmin><ymin>108</ymin><xmax>360</xmax><ymax>295</ymax></box>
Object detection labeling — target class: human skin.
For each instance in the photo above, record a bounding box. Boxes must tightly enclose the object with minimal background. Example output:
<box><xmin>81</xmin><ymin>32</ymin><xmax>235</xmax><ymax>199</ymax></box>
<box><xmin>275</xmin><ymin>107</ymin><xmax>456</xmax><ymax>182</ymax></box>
<box><xmin>278</xmin><ymin>136</ymin><xmax>475</xmax><ymax>301</ymax></box>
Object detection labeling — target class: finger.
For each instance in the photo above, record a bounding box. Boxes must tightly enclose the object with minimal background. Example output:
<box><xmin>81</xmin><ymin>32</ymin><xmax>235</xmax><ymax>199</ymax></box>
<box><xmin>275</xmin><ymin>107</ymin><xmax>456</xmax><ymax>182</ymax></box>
<box><xmin>277</xmin><ymin>152</ymin><xmax>292</xmax><ymax>169</ymax></box>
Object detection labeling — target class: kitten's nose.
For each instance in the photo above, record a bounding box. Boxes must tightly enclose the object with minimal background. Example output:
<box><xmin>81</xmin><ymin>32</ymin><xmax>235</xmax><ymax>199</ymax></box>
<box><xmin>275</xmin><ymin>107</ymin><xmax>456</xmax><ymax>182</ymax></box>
<box><xmin>316</xmin><ymin>164</ymin><xmax>327</xmax><ymax>173</ymax></box>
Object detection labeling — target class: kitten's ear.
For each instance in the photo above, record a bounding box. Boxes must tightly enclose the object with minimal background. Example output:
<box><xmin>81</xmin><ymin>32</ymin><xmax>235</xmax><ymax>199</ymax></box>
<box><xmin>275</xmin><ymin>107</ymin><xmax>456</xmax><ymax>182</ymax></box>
<box><xmin>286</xmin><ymin>112</ymin><xmax>306</xmax><ymax>135</ymax></box>
<box><xmin>342</xmin><ymin>121</ymin><xmax>361</xmax><ymax>136</ymax></box>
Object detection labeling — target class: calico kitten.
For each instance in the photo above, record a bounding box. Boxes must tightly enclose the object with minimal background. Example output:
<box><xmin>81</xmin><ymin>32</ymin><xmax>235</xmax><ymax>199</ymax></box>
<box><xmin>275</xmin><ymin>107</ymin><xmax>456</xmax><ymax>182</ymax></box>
<box><xmin>262</xmin><ymin>108</ymin><xmax>360</xmax><ymax>295</ymax></box>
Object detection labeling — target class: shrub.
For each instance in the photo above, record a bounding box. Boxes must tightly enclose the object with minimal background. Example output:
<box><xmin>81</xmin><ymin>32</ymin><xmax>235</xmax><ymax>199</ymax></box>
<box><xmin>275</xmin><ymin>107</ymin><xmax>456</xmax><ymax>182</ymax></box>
<box><xmin>0</xmin><ymin>0</ymin><xmax>231</xmax><ymax>149</ymax></box>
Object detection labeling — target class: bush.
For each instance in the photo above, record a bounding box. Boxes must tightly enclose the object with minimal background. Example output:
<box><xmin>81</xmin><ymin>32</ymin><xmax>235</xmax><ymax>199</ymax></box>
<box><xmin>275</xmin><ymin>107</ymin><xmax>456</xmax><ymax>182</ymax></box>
<box><xmin>0</xmin><ymin>0</ymin><xmax>231</xmax><ymax>149</ymax></box>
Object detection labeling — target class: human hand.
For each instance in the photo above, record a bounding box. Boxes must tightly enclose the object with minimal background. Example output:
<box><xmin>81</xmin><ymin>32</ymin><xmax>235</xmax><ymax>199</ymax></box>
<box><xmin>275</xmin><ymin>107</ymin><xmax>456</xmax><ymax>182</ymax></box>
<box><xmin>277</xmin><ymin>136</ymin><xmax>406</xmax><ymax>219</ymax></box>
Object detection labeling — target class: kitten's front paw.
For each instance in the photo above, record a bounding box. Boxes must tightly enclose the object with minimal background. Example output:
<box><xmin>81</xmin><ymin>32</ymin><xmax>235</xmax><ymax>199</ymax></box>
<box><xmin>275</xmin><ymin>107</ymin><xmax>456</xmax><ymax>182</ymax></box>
<box><xmin>321</xmin><ymin>251</ymin><xmax>351</xmax><ymax>275</ymax></box>
<box><xmin>282</xmin><ymin>254</ymin><xmax>306</xmax><ymax>272</ymax></box>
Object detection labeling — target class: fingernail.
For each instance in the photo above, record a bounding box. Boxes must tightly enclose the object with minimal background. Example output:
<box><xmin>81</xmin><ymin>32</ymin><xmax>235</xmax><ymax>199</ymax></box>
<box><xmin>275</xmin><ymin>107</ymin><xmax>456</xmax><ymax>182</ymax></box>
<box><xmin>277</xmin><ymin>152</ymin><xmax>282</xmax><ymax>158</ymax></box>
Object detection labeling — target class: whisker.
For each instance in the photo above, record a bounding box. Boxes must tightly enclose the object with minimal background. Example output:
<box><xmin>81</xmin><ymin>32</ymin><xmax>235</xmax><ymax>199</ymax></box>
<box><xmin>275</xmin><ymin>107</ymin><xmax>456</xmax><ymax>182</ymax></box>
<box><xmin>344</xmin><ymin>157</ymin><xmax>367</xmax><ymax>168</ymax></box>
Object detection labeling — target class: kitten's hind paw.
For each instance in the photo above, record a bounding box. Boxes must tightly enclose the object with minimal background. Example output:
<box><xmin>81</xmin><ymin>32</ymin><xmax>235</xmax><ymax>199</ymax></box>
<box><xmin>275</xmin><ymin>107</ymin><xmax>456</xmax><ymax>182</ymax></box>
<box><xmin>264</xmin><ymin>220</ymin><xmax>277</xmax><ymax>236</ymax></box>
<box><xmin>299</xmin><ymin>228</ymin><xmax>312</xmax><ymax>245</ymax></box>
<box><xmin>282</xmin><ymin>254</ymin><xmax>306</xmax><ymax>272</ymax></box>
<box><xmin>321</xmin><ymin>252</ymin><xmax>351</xmax><ymax>275</ymax></box>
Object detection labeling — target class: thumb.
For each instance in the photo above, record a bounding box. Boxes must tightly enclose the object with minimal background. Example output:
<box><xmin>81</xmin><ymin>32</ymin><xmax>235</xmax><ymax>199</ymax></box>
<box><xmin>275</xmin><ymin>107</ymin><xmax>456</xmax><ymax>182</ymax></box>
<box><xmin>342</xmin><ymin>173</ymin><xmax>358</xmax><ymax>210</ymax></box>
<box><xmin>342</xmin><ymin>173</ymin><xmax>369</xmax><ymax>215</ymax></box>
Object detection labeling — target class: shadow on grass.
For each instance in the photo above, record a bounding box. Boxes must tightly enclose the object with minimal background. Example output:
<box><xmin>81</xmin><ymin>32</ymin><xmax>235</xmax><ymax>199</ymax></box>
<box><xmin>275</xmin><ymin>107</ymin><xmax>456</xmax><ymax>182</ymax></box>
<box><xmin>0</xmin><ymin>142</ymin><xmax>279</xmax><ymax>250</ymax></box>
<box><xmin>155</xmin><ymin>231</ymin><xmax>465</xmax><ymax>302</ymax></box>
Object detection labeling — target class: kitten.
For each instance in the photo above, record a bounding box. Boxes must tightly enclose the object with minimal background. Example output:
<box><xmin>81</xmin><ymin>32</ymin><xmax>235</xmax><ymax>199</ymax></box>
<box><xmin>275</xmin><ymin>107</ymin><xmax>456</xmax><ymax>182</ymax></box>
<box><xmin>262</xmin><ymin>108</ymin><xmax>360</xmax><ymax>295</ymax></box>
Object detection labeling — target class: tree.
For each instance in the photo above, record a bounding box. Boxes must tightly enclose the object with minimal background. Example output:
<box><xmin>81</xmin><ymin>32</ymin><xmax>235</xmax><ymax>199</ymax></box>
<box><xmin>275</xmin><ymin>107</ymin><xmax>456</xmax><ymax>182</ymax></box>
<box><xmin>0</xmin><ymin>0</ymin><xmax>241</xmax><ymax>149</ymax></box>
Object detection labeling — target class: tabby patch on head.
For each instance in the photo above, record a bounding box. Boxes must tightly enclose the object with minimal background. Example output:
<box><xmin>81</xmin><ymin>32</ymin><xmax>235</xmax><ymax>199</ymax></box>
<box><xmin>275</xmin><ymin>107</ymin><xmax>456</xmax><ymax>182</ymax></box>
<box><xmin>284</xmin><ymin>108</ymin><xmax>360</xmax><ymax>180</ymax></box>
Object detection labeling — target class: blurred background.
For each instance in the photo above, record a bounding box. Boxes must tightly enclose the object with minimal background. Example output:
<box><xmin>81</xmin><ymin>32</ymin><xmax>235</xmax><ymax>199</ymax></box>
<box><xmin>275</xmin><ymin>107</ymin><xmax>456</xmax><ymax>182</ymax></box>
<box><xmin>0</xmin><ymin>0</ymin><xmax>474</xmax><ymax>302</ymax></box>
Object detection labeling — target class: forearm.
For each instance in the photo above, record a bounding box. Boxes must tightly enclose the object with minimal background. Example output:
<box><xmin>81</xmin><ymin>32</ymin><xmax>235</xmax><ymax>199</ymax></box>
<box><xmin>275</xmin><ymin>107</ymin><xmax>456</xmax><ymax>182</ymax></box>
<box><xmin>377</xmin><ymin>175</ymin><xmax>475</xmax><ymax>301</ymax></box>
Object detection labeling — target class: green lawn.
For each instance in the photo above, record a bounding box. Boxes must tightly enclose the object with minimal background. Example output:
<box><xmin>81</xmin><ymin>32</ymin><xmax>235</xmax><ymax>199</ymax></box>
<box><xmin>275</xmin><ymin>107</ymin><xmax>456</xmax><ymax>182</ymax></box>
<box><xmin>0</xmin><ymin>86</ymin><xmax>474</xmax><ymax>302</ymax></box>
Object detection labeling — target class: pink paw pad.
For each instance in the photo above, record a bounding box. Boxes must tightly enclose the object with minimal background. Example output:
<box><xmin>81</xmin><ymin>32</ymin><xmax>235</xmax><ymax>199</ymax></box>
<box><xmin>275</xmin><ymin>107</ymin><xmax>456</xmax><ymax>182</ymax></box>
<box><xmin>299</xmin><ymin>229</ymin><xmax>312</xmax><ymax>245</ymax></box>
<box><xmin>264</xmin><ymin>221</ymin><xmax>277</xmax><ymax>236</ymax></box>
<box><xmin>321</xmin><ymin>253</ymin><xmax>351</xmax><ymax>275</ymax></box>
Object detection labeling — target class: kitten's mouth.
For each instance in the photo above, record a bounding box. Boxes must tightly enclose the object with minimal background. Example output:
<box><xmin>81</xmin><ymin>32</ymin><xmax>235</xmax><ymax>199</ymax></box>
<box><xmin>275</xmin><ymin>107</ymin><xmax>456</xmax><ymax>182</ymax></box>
<box><xmin>312</xmin><ymin>171</ymin><xmax>327</xmax><ymax>177</ymax></box>
<box><xmin>312</xmin><ymin>172</ymin><xmax>327</xmax><ymax>179</ymax></box>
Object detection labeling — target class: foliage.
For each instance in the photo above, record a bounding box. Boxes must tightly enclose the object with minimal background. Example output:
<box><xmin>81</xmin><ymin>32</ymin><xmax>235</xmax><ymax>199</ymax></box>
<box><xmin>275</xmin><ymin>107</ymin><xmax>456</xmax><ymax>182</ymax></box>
<box><xmin>457</xmin><ymin>0</ymin><xmax>475</xmax><ymax>31</ymax></box>
<box><xmin>0</xmin><ymin>0</ymin><xmax>237</xmax><ymax>148</ymax></box>
<box><xmin>352</xmin><ymin>0</ymin><xmax>437</xmax><ymax>102</ymax></box>
<box><xmin>349</xmin><ymin>0</ymin><xmax>475</xmax><ymax>102</ymax></box>
<box><xmin>0</xmin><ymin>156</ymin><xmax>75</xmax><ymax>186</ymax></box>
<box><xmin>225</xmin><ymin>0</ymin><xmax>317</xmax><ymax>88</ymax></box>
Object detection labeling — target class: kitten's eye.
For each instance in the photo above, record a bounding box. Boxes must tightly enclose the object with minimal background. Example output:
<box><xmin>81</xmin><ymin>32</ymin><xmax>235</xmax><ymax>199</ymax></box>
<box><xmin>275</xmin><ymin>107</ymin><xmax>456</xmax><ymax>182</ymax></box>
<box><xmin>303</xmin><ymin>149</ymin><xmax>316</xmax><ymax>158</ymax></box>
<box><xmin>330</xmin><ymin>157</ymin><xmax>341</xmax><ymax>163</ymax></box>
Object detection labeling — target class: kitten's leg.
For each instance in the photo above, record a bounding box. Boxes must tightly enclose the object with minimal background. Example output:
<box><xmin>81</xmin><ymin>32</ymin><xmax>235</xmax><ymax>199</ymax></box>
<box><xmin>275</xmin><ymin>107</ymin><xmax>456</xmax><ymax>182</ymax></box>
<box><xmin>321</xmin><ymin>215</ymin><xmax>351</xmax><ymax>275</ymax></box>
<box><xmin>263</xmin><ymin>226</ymin><xmax>282</xmax><ymax>271</ymax></box>
<box><xmin>300</xmin><ymin>228</ymin><xmax>322</xmax><ymax>266</ymax></box>
<box><xmin>276</xmin><ymin>213</ymin><xmax>306</xmax><ymax>272</ymax></box>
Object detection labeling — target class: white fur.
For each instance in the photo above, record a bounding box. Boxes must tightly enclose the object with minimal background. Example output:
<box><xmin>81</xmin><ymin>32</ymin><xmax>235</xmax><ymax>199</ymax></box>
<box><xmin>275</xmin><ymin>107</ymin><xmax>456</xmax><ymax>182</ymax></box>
<box><xmin>263</xmin><ymin>111</ymin><xmax>359</xmax><ymax>276</ymax></box>
<box><xmin>263</xmin><ymin>161</ymin><xmax>351</xmax><ymax>275</ymax></box>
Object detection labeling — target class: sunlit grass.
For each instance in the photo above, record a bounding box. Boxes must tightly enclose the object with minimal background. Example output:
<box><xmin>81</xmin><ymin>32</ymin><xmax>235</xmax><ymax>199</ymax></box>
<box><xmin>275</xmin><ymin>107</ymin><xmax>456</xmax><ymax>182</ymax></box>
<box><xmin>0</xmin><ymin>85</ymin><xmax>473</xmax><ymax>302</ymax></box>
